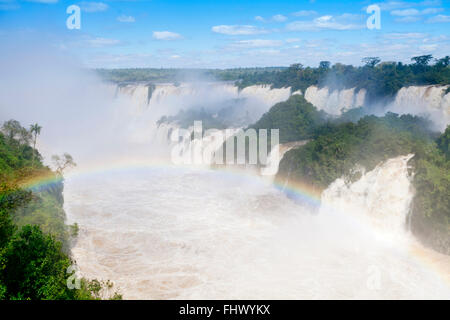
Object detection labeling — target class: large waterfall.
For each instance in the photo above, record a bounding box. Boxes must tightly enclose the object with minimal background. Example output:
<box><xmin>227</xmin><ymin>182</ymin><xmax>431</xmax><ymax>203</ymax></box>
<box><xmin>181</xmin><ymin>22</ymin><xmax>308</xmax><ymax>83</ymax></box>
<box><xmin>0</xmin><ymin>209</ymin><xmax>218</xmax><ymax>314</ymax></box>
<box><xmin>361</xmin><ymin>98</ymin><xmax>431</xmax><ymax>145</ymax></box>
<box><xmin>388</xmin><ymin>85</ymin><xmax>450</xmax><ymax>131</ymax></box>
<box><xmin>302</xmin><ymin>84</ymin><xmax>450</xmax><ymax>129</ymax></box>
<box><xmin>112</xmin><ymin>82</ymin><xmax>291</xmax><ymax>116</ymax></box>
<box><xmin>304</xmin><ymin>86</ymin><xmax>366</xmax><ymax>115</ymax></box>
<box><xmin>65</xmin><ymin>80</ymin><xmax>450</xmax><ymax>298</ymax></box>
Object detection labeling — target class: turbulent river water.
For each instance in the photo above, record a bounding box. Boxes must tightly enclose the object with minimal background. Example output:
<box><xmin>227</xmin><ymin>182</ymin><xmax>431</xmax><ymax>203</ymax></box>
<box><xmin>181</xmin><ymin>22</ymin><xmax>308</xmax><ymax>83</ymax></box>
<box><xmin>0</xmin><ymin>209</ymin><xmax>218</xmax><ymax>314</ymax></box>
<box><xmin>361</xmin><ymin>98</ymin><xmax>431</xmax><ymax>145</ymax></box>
<box><xmin>64</xmin><ymin>157</ymin><xmax>450</xmax><ymax>299</ymax></box>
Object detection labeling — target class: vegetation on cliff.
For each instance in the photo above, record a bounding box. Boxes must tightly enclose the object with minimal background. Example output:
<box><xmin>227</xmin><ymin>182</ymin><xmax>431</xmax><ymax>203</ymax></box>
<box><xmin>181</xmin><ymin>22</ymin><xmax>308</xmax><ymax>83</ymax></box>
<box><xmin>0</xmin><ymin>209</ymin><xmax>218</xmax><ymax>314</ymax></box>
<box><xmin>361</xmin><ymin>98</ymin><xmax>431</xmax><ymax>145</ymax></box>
<box><xmin>0</xmin><ymin>120</ymin><xmax>122</xmax><ymax>300</ymax></box>
<box><xmin>277</xmin><ymin>114</ymin><xmax>449</xmax><ymax>254</ymax></box>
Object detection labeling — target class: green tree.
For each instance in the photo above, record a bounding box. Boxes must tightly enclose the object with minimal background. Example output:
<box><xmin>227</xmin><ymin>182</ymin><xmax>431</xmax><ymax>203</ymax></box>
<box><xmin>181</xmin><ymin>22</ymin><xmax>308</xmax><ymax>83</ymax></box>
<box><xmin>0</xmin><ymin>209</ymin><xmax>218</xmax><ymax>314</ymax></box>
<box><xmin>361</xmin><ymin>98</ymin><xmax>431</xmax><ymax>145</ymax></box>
<box><xmin>29</xmin><ymin>123</ymin><xmax>42</xmax><ymax>168</ymax></box>
<box><xmin>362</xmin><ymin>57</ymin><xmax>381</xmax><ymax>68</ymax></box>
<box><xmin>411</xmin><ymin>54</ymin><xmax>433</xmax><ymax>66</ymax></box>
<box><xmin>437</xmin><ymin>125</ymin><xmax>450</xmax><ymax>158</ymax></box>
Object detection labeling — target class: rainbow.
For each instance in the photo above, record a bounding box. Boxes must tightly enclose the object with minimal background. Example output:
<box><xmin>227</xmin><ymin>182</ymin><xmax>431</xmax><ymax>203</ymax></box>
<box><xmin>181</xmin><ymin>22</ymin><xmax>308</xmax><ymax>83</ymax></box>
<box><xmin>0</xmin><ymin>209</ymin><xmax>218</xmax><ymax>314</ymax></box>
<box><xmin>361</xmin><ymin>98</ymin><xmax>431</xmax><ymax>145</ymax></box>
<box><xmin>20</xmin><ymin>160</ymin><xmax>450</xmax><ymax>288</ymax></box>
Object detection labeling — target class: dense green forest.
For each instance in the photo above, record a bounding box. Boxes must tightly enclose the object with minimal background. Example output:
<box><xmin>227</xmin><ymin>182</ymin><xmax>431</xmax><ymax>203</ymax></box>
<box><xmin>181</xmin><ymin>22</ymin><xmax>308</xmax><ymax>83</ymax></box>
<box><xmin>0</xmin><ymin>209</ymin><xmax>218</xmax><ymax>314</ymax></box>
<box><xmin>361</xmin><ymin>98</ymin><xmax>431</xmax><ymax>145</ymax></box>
<box><xmin>97</xmin><ymin>67</ymin><xmax>286</xmax><ymax>84</ymax></box>
<box><xmin>250</xmin><ymin>94</ymin><xmax>327</xmax><ymax>144</ymax></box>
<box><xmin>236</xmin><ymin>55</ymin><xmax>450</xmax><ymax>104</ymax></box>
<box><xmin>0</xmin><ymin>120</ymin><xmax>121</xmax><ymax>300</ymax></box>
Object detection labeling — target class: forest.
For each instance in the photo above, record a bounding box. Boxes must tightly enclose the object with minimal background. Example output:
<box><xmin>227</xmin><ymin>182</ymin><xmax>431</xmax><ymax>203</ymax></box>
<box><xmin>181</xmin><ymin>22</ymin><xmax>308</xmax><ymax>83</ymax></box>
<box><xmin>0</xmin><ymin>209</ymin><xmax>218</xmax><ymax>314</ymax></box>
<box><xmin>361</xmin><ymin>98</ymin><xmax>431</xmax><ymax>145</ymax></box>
<box><xmin>236</xmin><ymin>55</ymin><xmax>450</xmax><ymax>104</ymax></box>
<box><xmin>0</xmin><ymin>120</ymin><xmax>121</xmax><ymax>300</ymax></box>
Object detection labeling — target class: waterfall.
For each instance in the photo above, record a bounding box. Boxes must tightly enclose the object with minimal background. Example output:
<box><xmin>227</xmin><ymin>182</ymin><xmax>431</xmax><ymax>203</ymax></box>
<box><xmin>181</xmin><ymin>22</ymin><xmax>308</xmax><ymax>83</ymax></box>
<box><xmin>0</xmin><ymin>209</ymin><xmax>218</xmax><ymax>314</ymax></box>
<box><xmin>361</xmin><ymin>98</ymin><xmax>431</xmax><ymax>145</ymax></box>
<box><xmin>304</xmin><ymin>86</ymin><xmax>366</xmax><ymax>115</ymax></box>
<box><xmin>113</xmin><ymin>82</ymin><xmax>292</xmax><ymax>117</ymax></box>
<box><xmin>321</xmin><ymin>154</ymin><xmax>415</xmax><ymax>241</ymax></box>
<box><xmin>388</xmin><ymin>85</ymin><xmax>450</xmax><ymax>131</ymax></box>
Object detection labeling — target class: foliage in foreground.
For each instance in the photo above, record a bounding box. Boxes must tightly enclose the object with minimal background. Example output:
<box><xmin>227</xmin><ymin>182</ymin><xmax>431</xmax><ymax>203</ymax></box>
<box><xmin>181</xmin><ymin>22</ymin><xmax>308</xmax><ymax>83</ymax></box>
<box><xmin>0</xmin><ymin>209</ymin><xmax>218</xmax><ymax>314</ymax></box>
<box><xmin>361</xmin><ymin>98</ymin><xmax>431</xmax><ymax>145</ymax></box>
<box><xmin>0</xmin><ymin>120</ymin><xmax>122</xmax><ymax>300</ymax></box>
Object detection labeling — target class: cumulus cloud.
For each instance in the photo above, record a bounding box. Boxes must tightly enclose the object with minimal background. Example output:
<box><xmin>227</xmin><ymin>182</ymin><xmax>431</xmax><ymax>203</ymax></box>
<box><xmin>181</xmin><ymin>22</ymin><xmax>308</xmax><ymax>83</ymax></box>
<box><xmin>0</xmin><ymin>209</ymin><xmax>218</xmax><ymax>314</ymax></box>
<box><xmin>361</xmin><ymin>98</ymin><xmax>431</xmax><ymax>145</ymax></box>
<box><xmin>117</xmin><ymin>15</ymin><xmax>135</xmax><ymax>23</ymax></box>
<box><xmin>78</xmin><ymin>2</ymin><xmax>108</xmax><ymax>13</ymax></box>
<box><xmin>427</xmin><ymin>14</ymin><xmax>450</xmax><ymax>22</ymax></box>
<box><xmin>286</xmin><ymin>15</ymin><xmax>364</xmax><ymax>31</ymax></box>
<box><xmin>152</xmin><ymin>31</ymin><xmax>183</xmax><ymax>40</ymax></box>
<box><xmin>211</xmin><ymin>25</ymin><xmax>268</xmax><ymax>35</ymax></box>
<box><xmin>254</xmin><ymin>14</ymin><xmax>288</xmax><ymax>23</ymax></box>
<box><xmin>391</xmin><ymin>8</ymin><xmax>421</xmax><ymax>16</ymax></box>
<box><xmin>395</xmin><ymin>16</ymin><xmax>422</xmax><ymax>22</ymax></box>
<box><xmin>272</xmin><ymin>14</ymin><xmax>287</xmax><ymax>22</ymax></box>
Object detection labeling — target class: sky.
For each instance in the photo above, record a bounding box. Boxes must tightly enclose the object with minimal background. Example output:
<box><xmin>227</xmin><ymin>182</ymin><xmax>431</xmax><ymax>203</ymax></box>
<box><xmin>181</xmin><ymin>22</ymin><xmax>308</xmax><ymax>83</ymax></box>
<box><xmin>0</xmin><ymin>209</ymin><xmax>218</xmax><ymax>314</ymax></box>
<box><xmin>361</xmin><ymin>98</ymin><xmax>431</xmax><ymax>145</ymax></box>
<box><xmin>0</xmin><ymin>0</ymin><xmax>450</xmax><ymax>68</ymax></box>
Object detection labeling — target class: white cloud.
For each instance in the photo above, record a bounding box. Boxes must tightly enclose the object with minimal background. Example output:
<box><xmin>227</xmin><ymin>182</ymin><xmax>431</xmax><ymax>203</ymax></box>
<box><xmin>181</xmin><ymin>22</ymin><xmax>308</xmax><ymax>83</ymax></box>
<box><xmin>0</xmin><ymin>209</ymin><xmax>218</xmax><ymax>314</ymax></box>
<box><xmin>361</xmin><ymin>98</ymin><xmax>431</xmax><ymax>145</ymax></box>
<box><xmin>391</xmin><ymin>7</ymin><xmax>443</xmax><ymax>16</ymax></box>
<box><xmin>420</xmin><ymin>44</ymin><xmax>438</xmax><ymax>51</ymax></box>
<box><xmin>391</xmin><ymin>8</ymin><xmax>420</xmax><ymax>16</ymax></box>
<box><xmin>374</xmin><ymin>1</ymin><xmax>412</xmax><ymax>11</ymax></box>
<box><xmin>211</xmin><ymin>25</ymin><xmax>268</xmax><ymax>35</ymax></box>
<box><xmin>421</xmin><ymin>7</ymin><xmax>444</xmax><ymax>14</ymax></box>
<box><xmin>395</xmin><ymin>16</ymin><xmax>422</xmax><ymax>22</ymax></box>
<box><xmin>292</xmin><ymin>10</ymin><xmax>317</xmax><ymax>17</ymax></box>
<box><xmin>78</xmin><ymin>2</ymin><xmax>108</xmax><ymax>13</ymax></box>
<box><xmin>285</xmin><ymin>38</ymin><xmax>301</xmax><ymax>43</ymax></box>
<box><xmin>287</xmin><ymin>15</ymin><xmax>364</xmax><ymax>31</ymax></box>
<box><xmin>374</xmin><ymin>0</ymin><xmax>441</xmax><ymax>11</ymax></box>
<box><xmin>384</xmin><ymin>32</ymin><xmax>427</xmax><ymax>39</ymax></box>
<box><xmin>253</xmin><ymin>15</ymin><xmax>287</xmax><ymax>23</ymax></box>
<box><xmin>427</xmin><ymin>14</ymin><xmax>450</xmax><ymax>23</ymax></box>
<box><xmin>230</xmin><ymin>39</ymin><xmax>284</xmax><ymax>48</ymax></box>
<box><xmin>117</xmin><ymin>15</ymin><xmax>135</xmax><ymax>23</ymax></box>
<box><xmin>152</xmin><ymin>31</ymin><xmax>183</xmax><ymax>40</ymax></box>
<box><xmin>272</xmin><ymin>14</ymin><xmax>287</xmax><ymax>22</ymax></box>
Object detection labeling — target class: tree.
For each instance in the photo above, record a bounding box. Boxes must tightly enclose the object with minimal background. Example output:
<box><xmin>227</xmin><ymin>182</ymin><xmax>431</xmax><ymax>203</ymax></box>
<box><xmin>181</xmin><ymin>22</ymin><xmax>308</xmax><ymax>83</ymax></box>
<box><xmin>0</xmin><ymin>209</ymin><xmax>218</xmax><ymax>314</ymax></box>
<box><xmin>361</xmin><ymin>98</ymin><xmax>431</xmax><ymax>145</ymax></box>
<box><xmin>437</xmin><ymin>125</ymin><xmax>450</xmax><ymax>158</ymax></box>
<box><xmin>1</xmin><ymin>120</ymin><xmax>31</xmax><ymax>146</ymax></box>
<box><xmin>362</xmin><ymin>57</ymin><xmax>381</xmax><ymax>68</ymax></box>
<box><xmin>51</xmin><ymin>153</ymin><xmax>76</xmax><ymax>176</ymax></box>
<box><xmin>30</xmin><ymin>123</ymin><xmax>42</xmax><ymax>167</ymax></box>
<box><xmin>411</xmin><ymin>54</ymin><xmax>433</xmax><ymax>66</ymax></box>
<box><xmin>290</xmin><ymin>63</ymin><xmax>304</xmax><ymax>70</ymax></box>
<box><xmin>319</xmin><ymin>61</ymin><xmax>331</xmax><ymax>69</ymax></box>
<box><xmin>435</xmin><ymin>56</ymin><xmax>450</xmax><ymax>68</ymax></box>
<box><xmin>0</xmin><ymin>225</ymin><xmax>72</xmax><ymax>299</ymax></box>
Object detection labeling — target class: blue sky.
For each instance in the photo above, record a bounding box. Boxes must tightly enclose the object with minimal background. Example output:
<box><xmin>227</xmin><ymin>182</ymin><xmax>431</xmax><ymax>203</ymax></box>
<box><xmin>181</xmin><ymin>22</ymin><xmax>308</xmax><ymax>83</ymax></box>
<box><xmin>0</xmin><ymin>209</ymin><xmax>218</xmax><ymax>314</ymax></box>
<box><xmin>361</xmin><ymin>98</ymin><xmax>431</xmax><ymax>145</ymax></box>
<box><xmin>1</xmin><ymin>0</ymin><xmax>450</xmax><ymax>68</ymax></box>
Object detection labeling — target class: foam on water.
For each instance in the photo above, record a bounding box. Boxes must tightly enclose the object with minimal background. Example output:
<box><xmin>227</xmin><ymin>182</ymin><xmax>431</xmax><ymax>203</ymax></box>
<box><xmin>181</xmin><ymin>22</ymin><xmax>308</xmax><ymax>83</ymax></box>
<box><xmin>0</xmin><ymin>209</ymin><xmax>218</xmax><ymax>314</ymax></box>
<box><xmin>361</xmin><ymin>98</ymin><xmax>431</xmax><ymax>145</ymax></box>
<box><xmin>64</xmin><ymin>156</ymin><xmax>450</xmax><ymax>299</ymax></box>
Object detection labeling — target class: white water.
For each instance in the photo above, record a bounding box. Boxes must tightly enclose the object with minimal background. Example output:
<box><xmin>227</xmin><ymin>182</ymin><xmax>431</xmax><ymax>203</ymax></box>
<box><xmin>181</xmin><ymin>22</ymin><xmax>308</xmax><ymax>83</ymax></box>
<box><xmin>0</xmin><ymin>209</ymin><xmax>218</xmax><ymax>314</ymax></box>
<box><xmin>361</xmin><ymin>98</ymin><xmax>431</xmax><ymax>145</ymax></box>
<box><xmin>113</xmin><ymin>82</ymin><xmax>291</xmax><ymax>119</ymax></box>
<box><xmin>303</xmin><ymin>84</ymin><xmax>450</xmax><ymax>130</ymax></box>
<box><xmin>65</xmin><ymin>155</ymin><xmax>450</xmax><ymax>299</ymax></box>
<box><xmin>60</xmin><ymin>81</ymin><xmax>449</xmax><ymax>299</ymax></box>
<box><xmin>304</xmin><ymin>86</ymin><xmax>366</xmax><ymax>115</ymax></box>
<box><xmin>388</xmin><ymin>85</ymin><xmax>450</xmax><ymax>131</ymax></box>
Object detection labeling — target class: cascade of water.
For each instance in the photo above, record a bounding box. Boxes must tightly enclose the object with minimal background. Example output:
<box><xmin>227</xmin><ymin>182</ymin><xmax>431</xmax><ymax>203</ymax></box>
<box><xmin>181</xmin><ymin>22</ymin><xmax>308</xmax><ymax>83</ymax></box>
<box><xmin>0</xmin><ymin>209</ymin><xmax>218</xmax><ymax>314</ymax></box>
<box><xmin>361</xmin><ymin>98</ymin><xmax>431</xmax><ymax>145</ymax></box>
<box><xmin>304</xmin><ymin>86</ymin><xmax>365</xmax><ymax>115</ymax></box>
<box><xmin>388</xmin><ymin>85</ymin><xmax>450</xmax><ymax>131</ymax></box>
